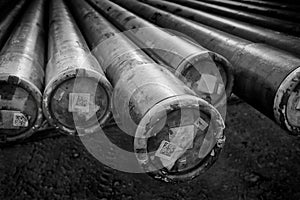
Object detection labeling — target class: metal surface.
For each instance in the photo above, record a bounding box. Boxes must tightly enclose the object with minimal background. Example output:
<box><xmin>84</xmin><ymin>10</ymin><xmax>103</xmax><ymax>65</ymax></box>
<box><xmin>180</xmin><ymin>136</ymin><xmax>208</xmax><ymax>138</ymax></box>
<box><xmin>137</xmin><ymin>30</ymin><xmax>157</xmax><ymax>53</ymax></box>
<box><xmin>164</xmin><ymin>0</ymin><xmax>300</xmax><ymax>36</ymax></box>
<box><xmin>80</xmin><ymin>0</ymin><xmax>234</xmax><ymax>113</ymax></box>
<box><xmin>196</xmin><ymin>0</ymin><xmax>300</xmax><ymax>22</ymax></box>
<box><xmin>141</xmin><ymin>0</ymin><xmax>300</xmax><ymax>57</ymax></box>
<box><xmin>0</xmin><ymin>0</ymin><xmax>27</xmax><ymax>51</ymax></box>
<box><xmin>67</xmin><ymin>0</ymin><xmax>225</xmax><ymax>182</ymax></box>
<box><xmin>227</xmin><ymin>0</ymin><xmax>300</xmax><ymax>11</ymax></box>
<box><xmin>43</xmin><ymin>0</ymin><xmax>113</xmax><ymax>135</ymax></box>
<box><xmin>0</xmin><ymin>0</ymin><xmax>45</xmax><ymax>142</ymax></box>
<box><xmin>110</xmin><ymin>0</ymin><xmax>300</xmax><ymax>136</ymax></box>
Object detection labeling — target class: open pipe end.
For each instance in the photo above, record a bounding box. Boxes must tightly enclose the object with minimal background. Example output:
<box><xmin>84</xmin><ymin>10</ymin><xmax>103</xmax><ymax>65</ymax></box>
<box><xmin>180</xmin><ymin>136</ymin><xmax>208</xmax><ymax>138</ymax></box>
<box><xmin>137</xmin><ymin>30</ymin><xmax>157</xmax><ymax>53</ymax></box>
<box><xmin>43</xmin><ymin>68</ymin><xmax>112</xmax><ymax>135</ymax></box>
<box><xmin>134</xmin><ymin>94</ymin><xmax>225</xmax><ymax>182</ymax></box>
<box><xmin>178</xmin><ymin>51</ymin><xmax>234</xmax><ymax>114</ymax></box>
<box><xmin>0</xmin><ymin>75</ymin><xmax>43</xmax><ymax>142</ymax></box>
<box><xmin>274</xmin><ymin>67</ymin><xmax>300</xmax><ymax>136</ymax></box>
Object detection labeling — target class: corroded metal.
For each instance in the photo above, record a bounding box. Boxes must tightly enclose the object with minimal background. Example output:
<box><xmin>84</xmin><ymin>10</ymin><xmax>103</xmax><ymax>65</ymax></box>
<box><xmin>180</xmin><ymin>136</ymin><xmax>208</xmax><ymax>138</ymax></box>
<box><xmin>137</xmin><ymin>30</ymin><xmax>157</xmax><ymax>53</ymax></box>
<box><xmin>84</xmin><ymin>0</ymin><xmax>234</xmax><ymax>114</ymax></box>
<box><xmin>164</xmin><ymin>0</ymin><xmax>300</xmax><ymax>36</ymax></box>
<box><xmin>0</xmin><ymin>0</ymin><xmax>45</xmax><ymax>142</ymax></box>
<box><xmin>68</xmin><ymin>0</ymin><xmax>226</xmax><ymax>182</ymax></box>
<box><xmin>141</xmin><ymin>0</ymin><xmax>300</xmax><ymax>57</ymax></box>
<box><xmin>0</xmin><ymin>0</ymin><xmax>27</xmax><ymax>51</ymax></box>
<box><xmin>110</xmin><ymin>0</ymin><xmax>300</xmax><ymax>136</ymax></box>
<box><xmin>43</xmin><ymin>0</ymin><xmax>113</xmax><ymax>135</ymax></box>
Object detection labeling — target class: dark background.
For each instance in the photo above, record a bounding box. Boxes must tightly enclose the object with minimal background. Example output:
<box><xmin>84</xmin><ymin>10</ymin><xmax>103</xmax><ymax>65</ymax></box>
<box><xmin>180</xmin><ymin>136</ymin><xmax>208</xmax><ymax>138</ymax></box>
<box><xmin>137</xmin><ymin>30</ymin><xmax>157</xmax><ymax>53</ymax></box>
<box><xmin>1</xmin><ymin>98</ymin><xmax>299</xmax><ymax>200</ymax></box>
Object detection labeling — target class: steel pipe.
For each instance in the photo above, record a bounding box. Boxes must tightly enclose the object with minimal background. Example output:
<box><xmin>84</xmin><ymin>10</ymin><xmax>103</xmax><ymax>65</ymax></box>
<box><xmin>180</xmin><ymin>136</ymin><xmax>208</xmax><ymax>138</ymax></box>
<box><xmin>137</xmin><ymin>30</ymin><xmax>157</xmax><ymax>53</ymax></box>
<box><xmin>164</xmin><ymin>0</ymin><xmax>300</xmax><ymax>36</ymax></box>
<box><xmin>67</xmin><ymin>0</ymin><xmax>226</xmax><ymax>182</ymax></box>
<box><xmin>111</xmin><ymin>0</ymin><xmax>300</xmax><ymax>136</ymax></box>
<box><xmin>84</xmin><ymin>0</ymin><xmax>234</xmax><ymax>114</ymax></box>
<box><xmin>0</xmin><ymin>0</ymin><xmax>45</xmax><ymax>142</ymax></box>
<box><xmin>43</xmin><ymin>0</ymin><xmax>113</xmax><ymax>135</ymax></box>
<box><xmin>0</xmin><ymin>0</ymin><xmax>27</xmax><ymax>51</ymax></box>
<box><xmin>141</xmin><ymin>0</ymin><xmax>300</xmax><ymax>57</ymax></box>
<box><xmin>196</xmin><ymin>0</ymin><xmax>300</xmax><ymax>22</ymax></box>
<box><xmin>227</xmin><ymin>0</ymin><xmax>300</xmax><ymax>11</ymax></box>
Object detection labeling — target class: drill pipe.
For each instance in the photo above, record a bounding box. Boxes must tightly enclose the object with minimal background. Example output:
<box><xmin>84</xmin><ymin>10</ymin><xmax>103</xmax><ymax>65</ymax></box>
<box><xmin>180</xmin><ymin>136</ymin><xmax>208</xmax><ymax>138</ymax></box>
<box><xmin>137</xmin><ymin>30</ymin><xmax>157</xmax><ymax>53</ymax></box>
<box><xmin>0</xmin><ymin>0</ymin><xmax>27</xmax><ymax>51</ymax></box>
<box><xmin>111</xmin><ymin>0</ymin><xmax>300</xmax><ymax>136</ymax></box>
<box><xmin>227</xmin><ymin>0</ymin><xmax>300</xmax><ymax>11</ymax></box>
<box><xmin>82</xmin><ymin>0</ymin><xmax>234</xmax><ymax>113</ymax></box>
<box><xmin>67</xmin><ymin>0</ymin><xmax>225</xmax><ymax>182</ymax></box>
<box><xmin>164</xmin><ymin>0</ymin><xmax>300</xmax><ymax>36</ymax></box>
<box><xmin>0</xmin><ymin>0</ymin><xmax>45</xmax><ymax>142</ymax></box>
<box><xmin>43</xmin><ymin>0</ymin><xmax>113</xmax><ymax>135</ymax></box>
<box><xmin>141</xmin><ymin>0</ymin><xmax>300</xmax><ymax>57</ymax></box>
<box><xmin>195</xmin><ymin>0</ymin><xmax>300</xmax><ymax>22</ymax></box>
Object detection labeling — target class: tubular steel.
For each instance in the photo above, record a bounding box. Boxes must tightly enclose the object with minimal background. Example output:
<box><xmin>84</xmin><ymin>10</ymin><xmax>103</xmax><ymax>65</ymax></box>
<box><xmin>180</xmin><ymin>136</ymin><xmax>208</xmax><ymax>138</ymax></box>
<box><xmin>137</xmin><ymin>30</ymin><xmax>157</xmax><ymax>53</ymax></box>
<box><xmin>196</xmin><ymin>0</ymin><xmax>300</xmax><ymax>22</ymax></box>
<box><xmin>227</xmin><ymin>0</ymin><xmax>300</xmax><ymax>11</ymax></box>
<box><xmin>0</xmin><ymin>0</ymin><xmax>45</xmax><ymax>142</ymax></box>
<box><xmin>140</xmin><ymin>0</ymin><xmax>300</xmax><ymax>57</ymax></box>
<box><xmin>111</xmin><ymin>0</ymin><xmax>300</xmax><ymax>136</ymax></box>
<box><xmin>164</xmin><ymin>0</ymin><xmax>300</xmax><ymax>36</ymax></box>
<box><xmin>43</xmin><ymin>0</ymin><xmax>113</xmax><ymax>135</ymax></box>
<box><xmin>0</xmin><ymin>0</ymin><xmax>27</xmax><ymax>51</ymax></box>
<box><xmin>83</xmin><ymin>0</ymin><xmax>234</xmax><ymax>114</ymax></box>
<box><xmin>67</xmin><ymin>0</ymin><xmax>226</xmax><ymax>182</ymax></box>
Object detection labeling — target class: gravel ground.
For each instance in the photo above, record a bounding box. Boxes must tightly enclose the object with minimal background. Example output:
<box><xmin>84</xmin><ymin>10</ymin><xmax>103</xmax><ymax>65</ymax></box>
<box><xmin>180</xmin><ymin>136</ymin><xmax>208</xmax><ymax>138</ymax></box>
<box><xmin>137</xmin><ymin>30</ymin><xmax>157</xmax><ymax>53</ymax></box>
<box><xmin>0</xmin><ymin>99</ymin><xmax>300</xmax><ymax>200</ymax></box>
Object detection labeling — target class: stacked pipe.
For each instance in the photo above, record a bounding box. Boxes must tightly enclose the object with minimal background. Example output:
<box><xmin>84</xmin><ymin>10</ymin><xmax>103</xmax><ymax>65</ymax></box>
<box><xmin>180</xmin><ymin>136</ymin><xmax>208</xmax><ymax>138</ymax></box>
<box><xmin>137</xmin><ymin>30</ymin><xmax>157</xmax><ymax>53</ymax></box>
<box><xmin>225</xmin><ymin>0</ymin><xmax>300</xmax><ymax>11</ymax></box>
<box><xmin>43</xmin><ymin>0</ymin><xmax>113</xmax><ymax>135</ymax></box>
<box><xmin>66</xmin><ymin>0</ymin><xmax>226</xmax><ymax>182</ymax></box>
<box><xmin>140</xmin><ymin>0</ymin><xmax>300</xmax><ymax>57</ymax></box>
<box><xmin>161</xmin><ymin>0</ymin><xmax>300</xmax><ymax>36</ymax></box>
<box><xmin>84</xmin><ymin>0</ymin><xmax>234</xmax><ymax>118</ymax></box>
<box><xmin>109</xmin><ymin>0</ymin><xmax>300</xmax><ymax>136</ymax></box>
<box><xmin>0</xmin><ymin>0</ymin><xmax>45</xmax><ymax>142</ymax></box>
<box><xmin>195</xmin><ymin>0</ymin><xmax>300</xmax><ymax>22</ymax></box>
<box><xmin>0</xmin><ymin>0</ymin><xmax>27</xmax><ymax>51</ymax></box>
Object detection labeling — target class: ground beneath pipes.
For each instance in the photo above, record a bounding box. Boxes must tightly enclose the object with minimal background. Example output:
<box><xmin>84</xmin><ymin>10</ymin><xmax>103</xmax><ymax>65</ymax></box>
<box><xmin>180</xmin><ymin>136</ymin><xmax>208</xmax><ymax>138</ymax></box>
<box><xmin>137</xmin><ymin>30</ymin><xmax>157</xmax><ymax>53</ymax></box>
<box><xmin>0</xmin><ymin>97</ymin><xmax>300</xmax><ymax>200</ymax></box>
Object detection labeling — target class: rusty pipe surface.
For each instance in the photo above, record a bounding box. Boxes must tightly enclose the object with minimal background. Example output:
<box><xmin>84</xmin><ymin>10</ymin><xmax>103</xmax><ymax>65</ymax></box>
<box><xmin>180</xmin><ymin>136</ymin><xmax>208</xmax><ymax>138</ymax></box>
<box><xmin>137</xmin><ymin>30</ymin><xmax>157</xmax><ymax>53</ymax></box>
<box><xmin>0</xmin><ymin>0</ymin><xmax>45</xmax><ymax>142</ymax></box>
<box><xmin>0</xmin><ymin>0</ymin><xmax>27</xmax><ymax>51</ymax></box>
<box><xmin>165</xmin><ymin>0</ymin><xmax>300</xmax><ymax>36</ymax></box>
<box><xmin>196</xmin><ymin>0</ymin><xmax>300</xmax><ymax>22</ymax></box>
<box><xmin>141</xmin><ymin>0</ymin><xmax>300</xmax><ymax>57</ymax></box>
<box><xmin>79</xmin><ymin>0</ymin><xmax>234</xmax><ymax>114</ymax></box>
<box><xmin>67</xmin><ymin>0</ymin><xmax>225</xmax><ymax>182</ymax></box>
<box><xmin>111</xmin><ymin>0</ymin><xmax>300</xmax><ymax>136</ymax></box>
<box><xmin>43</xmin><ymin>0</ymin><xmax>113</xmax><ymax>135</ymax></box>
